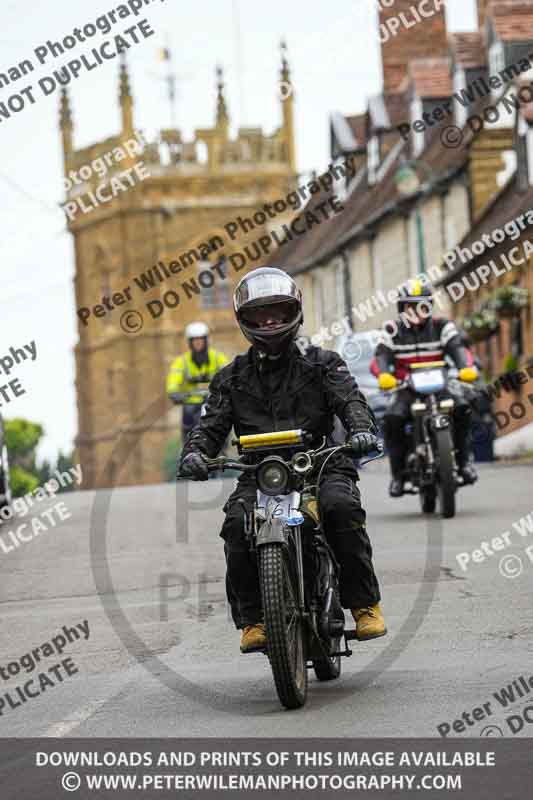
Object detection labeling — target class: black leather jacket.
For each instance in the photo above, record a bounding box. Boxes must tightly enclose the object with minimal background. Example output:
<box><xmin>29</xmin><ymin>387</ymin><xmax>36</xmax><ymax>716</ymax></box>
<box><xmin>181</xmin><ymin>343</ymin><xmax>376</xmax><ymax>463</ymax></box>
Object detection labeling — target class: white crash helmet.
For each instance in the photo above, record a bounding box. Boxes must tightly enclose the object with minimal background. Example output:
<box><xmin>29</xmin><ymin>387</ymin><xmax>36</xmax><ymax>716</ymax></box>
<box><xmin>185</xmin><ymin>321</ymin><xmax>209</xmax><ymax>340</ymax></box>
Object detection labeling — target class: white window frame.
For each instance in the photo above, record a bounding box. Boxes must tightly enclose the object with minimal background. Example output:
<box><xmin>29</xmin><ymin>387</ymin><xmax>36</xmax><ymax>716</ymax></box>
<box><xmin>367</xmin><ymin>136</ymin><xmax>380</xmax><ymax>185</ymax></box>
<box><xmin>489</xmin><ymin>41</ymin><xmax>505</xmax><ymax>89</ymax></box>
<box><xmin>453</xmin><ymin>68</ymin><xmax>468</xmax><ymax>129</ymax></box>
<box><xmin>411</xmin><ymin>98</ymin><xmax>424</xmax><ymax>157</ymax></box>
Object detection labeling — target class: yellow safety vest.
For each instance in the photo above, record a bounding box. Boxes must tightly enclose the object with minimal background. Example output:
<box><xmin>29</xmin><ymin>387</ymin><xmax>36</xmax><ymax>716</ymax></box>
<box><xmin>166</xmin><ymin>348</ymin><xmax>228</xmax><ymax>404</ymax></box>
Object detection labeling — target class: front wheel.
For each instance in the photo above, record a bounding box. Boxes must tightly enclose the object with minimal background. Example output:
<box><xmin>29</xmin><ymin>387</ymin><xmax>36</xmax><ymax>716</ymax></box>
<box><xmin>419</xmin><ymin>484</ymin><xmax>437</xmax><ymax>514</ymax></box>
<box><xmin>259</xmin><ymin>543</ymin><xmax>308</xmax><ymax>709</ymax></box>
<box><xmin>434</xmin><ymin>428</ymin><xmax>456</xmax><ymax>519</ymax></box>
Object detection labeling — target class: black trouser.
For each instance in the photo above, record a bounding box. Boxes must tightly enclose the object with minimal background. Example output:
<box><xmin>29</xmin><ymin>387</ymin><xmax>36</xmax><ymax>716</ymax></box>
<box><xmin>181</xmin><ymin>404</ymin><xmax>203</xmax><ymax>444</ymax></box>
<box><xmin>384</xmin><ymin>388</ymin><xmax>472</xmax><ymax>479</ymax></box>
<box><xmin>220</xmin><ymin>468</ymin><xmax>381</xmax><ymax>629</ymax></box>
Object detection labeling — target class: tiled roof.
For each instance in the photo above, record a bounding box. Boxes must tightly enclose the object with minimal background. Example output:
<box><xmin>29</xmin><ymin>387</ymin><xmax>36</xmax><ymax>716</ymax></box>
<box><xmin>276</xmin><ymin>89</ymin><xmax>496</xmax><ymax>274</ymax></box>
<box><xmin>278</xmin><ymin>121</ymin><xmax>470</xmax><ymax>274</ymax></box>
<box><xmin>408</xmin><ymin>57</ymin><xmax>453</xmax><ymax>99</ymax></box>
<box><xmin>448</xmin><ymin>32</ymin><xmax>486</xmax><ymax>69</ymax></box>
<box><xmin>274</xmin><ymin>47</ymin><xmax>522</xmax><ymax>275</ymax></box>
<box><xmin>489</xmin><ymin>0</ymin><xmax>533</xmax><ymax>42</ymax></box>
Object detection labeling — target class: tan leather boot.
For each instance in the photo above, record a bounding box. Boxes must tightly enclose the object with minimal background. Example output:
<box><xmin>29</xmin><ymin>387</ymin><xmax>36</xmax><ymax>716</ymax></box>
<box><xmin>351</xmin><ymin>604</ymin><xmax>387</xmax><ymax>641</ymax></box>
<box><xmin>240</xmin><ymin>623</ymin><xmax>267</xmax><ymax>653</ymax></box>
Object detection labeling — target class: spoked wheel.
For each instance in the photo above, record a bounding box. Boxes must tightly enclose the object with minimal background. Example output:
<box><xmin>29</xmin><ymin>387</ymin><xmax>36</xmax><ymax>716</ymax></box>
<box><xmin>434</xmin><ymin>428</ymin><xmax>456</xmax><ymax>519</ymax></box>
<box><xmin>419</xmin><ymin>484</ymin><xmax>437</xmax><ymax>514</ymax></box>
<box><xmin>259</xmin><ymin>543</ymin><xmax>308</xmax><ymax>709</ymax></box>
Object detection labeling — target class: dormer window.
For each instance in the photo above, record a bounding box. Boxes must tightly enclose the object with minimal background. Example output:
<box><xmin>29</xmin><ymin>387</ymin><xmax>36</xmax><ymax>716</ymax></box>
<box><xmin>453</xmin><ymin>68</ymin><xmax>468</xmax><ymax>128</ymax></box>
<box><xmin>367</xmin><ymin>136</ymin><xmax>380</xmax><ymax>185</ymax></box>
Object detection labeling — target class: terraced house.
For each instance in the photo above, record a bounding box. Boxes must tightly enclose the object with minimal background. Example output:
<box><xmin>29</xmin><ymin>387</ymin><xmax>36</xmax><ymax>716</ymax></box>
<box><xmin>278</xmin><ymin>0</ymin><xmax>533</xmax><ymax>455</ymax></box>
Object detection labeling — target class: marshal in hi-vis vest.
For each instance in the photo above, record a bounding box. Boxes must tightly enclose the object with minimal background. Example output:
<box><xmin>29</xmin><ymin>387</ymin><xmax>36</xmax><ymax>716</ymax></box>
<box><xmin>166</xmin><ymin>348</ymin><xmax>228</xmax><ymax>404</ymax></box>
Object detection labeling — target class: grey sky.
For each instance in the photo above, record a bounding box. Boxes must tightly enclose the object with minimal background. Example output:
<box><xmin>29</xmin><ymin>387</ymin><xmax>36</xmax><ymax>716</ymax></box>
<box><xmin>0</xmin><ymin>0</ymin><xmax>476</xmax><ymax>460</ymax></box>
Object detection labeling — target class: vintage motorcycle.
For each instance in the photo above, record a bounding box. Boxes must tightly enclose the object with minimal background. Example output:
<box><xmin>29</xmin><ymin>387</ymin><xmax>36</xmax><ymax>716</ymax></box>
<box><xmin>389</xmin><ymin>360</ymin><xmax>467</xmax><ymax>519</ymax></box>
<box><xmin>202</xmin><ymin>429</ymin><xmax>382</xmax><ymax>710</ymax></box>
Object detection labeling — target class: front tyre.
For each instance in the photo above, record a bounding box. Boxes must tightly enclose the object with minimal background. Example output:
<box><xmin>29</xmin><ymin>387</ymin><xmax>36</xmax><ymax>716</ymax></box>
<box><xmin>419</xmin><ymin>484</ymin><xmax>437</xmax><ymax>514</ymax></box>
<box><xmin>259</xmin><ymin>543</ymin><xmax>308</xmax><ymax>709</ymax></box>
<box><xmin>434</xmin><ymin>428</ymin><xmax>456</xmax><ymax>519</ymax></box>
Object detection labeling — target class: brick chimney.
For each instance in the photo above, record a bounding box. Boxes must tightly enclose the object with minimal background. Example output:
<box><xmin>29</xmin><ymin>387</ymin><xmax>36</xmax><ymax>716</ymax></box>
<box><xmin>379</xmin><ymin>0</ymin><xmax>448</xmax><ymax>93</ymax></box>
<box><xmin>477</xmin><ymin>0</ymin><xmax>489</xmax><ymax>28</ymax></box>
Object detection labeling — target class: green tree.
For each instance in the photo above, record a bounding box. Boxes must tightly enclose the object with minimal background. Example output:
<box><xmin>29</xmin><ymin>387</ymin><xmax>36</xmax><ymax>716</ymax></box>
<box><xmin>54</xmin><ymin>450</ymin><xmax>76</xmax><ymax>491</ymax></box>
<box><xmin>9</xmin><ymin>465</ymin><xmax>39</xmax><ymax>497</ymax></box>
<box><xmin>4</xmin><ymin>418</ymin><xmax>44</xmax><ymax>497</ymax></box>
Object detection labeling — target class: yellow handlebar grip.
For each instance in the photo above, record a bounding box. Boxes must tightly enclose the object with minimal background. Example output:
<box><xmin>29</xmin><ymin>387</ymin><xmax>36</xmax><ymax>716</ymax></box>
<box><xmin>239</xmin><ymin>429</ymin><xmax>304</xmax><ymax>450</ymax></box>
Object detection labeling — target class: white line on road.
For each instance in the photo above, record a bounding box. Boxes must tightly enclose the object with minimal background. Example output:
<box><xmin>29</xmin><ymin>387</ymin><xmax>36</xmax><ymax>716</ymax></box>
<box><xmin>42</xmin><ymin>685</ymin><xmax>129</xmax><ymax>738</ymax></box>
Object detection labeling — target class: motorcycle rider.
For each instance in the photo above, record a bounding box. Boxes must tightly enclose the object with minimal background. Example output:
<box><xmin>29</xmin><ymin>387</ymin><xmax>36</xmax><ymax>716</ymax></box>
<box><xmin>178</xmin><ymin>266</ymin><xmax>386</xmax><ymax>653</ymax></box>
<box><xmin>371</xmin><ymin>279</ymin><xmax>479</xmax><ymax>497</ymax></box>
<box><xmin>166</xmin><ymin>322</ymin><xmax>228</xmax><ymax>443</ymax></box>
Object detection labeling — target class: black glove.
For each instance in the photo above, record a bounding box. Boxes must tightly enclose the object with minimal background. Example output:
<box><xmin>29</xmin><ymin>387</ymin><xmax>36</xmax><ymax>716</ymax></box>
<box><xmin>178</xmin><ymin>451</ymin><xmax>209</xmax><ymax>481</ymax></box>
<box><xmin>349</xmin><ymin>431</ymin><xmax>379</xmax><ymax>457</ymax></box>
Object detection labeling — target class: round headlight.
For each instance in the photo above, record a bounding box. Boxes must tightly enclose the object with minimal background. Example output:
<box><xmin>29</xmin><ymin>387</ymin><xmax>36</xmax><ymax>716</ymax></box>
<box><xmin>257</xmin><ymin>459</ymin><xmax>289</xmax><ymax>495</ymax></box>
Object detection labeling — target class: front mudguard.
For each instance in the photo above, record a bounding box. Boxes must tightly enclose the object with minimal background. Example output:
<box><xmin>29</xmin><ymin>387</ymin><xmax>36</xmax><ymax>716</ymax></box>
<box><xmin>255</xmin><ymin>517</ymin><xmax>287</xmax><ymax>547</ymax></box>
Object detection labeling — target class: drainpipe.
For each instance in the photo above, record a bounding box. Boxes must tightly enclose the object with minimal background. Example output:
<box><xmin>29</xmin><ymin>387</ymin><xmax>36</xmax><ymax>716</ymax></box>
<box><xmin>341</xmin><ymin>249</ymin><xmax>354</xmax><ymax>332</ymax></box>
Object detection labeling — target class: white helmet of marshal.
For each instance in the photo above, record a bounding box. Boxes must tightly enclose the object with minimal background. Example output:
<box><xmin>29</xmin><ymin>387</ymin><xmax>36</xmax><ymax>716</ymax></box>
<box><xmin>185</xmin><ymin>321</ymin><xmax>209</xmax><ymax>340</ymax></box>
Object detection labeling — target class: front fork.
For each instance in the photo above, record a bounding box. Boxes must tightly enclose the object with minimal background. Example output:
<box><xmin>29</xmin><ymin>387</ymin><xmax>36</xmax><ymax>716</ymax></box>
<box><xmin>293</xmin><ymin>527</ymin><xmax>306</xmax><ymax>615</ymax></box>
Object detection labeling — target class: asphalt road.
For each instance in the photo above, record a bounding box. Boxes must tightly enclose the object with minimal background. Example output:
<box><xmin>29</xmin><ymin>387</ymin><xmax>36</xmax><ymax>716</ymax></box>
<box><xmin>1</xmin><ymin>462</ymin><xmax>532</xmax><ymax>738</ymax></box>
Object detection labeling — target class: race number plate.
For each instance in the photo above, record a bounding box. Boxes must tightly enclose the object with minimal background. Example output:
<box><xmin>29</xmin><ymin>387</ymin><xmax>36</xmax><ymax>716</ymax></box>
<box><xmin>256</xmin><ymin>490</ymin><xmax>302</xmax><ymax>523</ymax></box>
<box><xmin>411</xmin><ymin>368</ymin><xmax>445</xmax><ymax>394</ymax></box>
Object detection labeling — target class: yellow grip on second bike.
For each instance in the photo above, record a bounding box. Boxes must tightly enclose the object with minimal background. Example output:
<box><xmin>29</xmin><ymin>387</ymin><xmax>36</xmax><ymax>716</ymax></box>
<box><xmin>378</xmin><ymin>373</ymin><xmax>398</xmax><ymax>391</ymax></box>
<box><xmin>459</xmin><ymin>367</ymin><xmax>478</xmax><ymax>383</ymax></box>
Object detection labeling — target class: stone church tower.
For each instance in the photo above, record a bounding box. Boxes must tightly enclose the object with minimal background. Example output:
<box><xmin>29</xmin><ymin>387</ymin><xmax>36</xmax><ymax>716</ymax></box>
<box><xmin>62</xmin><ymin>47</ymin><xmax>297</xmax><ymax>489</ymax></box>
